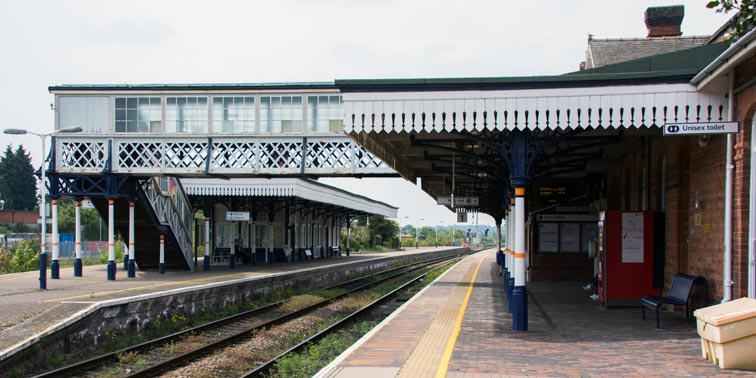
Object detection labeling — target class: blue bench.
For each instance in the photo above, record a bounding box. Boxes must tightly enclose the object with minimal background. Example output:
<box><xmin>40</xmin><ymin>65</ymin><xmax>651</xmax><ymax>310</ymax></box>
<box><xmin>641</xmin><ymin>273</ymin><xmax>707</xmax><ymax>328</ymax></box>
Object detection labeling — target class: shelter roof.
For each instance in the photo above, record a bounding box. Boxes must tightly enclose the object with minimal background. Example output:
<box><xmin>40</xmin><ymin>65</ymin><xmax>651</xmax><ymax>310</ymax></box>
<box><xmin>181</xmin><ymin>177</ymin><xmax>397</xmax><ymax>218</ymax></box>
<box><xmin>49</xmin><ymin>82</ymin><xmax>336</xmax><ymax>92</ymax></box>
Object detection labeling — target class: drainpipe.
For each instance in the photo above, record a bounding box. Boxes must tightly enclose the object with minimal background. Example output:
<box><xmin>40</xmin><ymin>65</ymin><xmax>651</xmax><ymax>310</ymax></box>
<box><xmin>750</xmin><ymin>116</ymin><xmax>756</xmax><ymax>299</ymax></box>
<box><xmin>723</xmin><ymin>74</ymin><xmax>734</xmax><ymax>303</ymax></box>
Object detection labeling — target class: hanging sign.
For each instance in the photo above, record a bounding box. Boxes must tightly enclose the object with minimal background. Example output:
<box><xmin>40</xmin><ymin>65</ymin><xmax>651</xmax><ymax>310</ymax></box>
<box><xmin>437</xmin><ymin>196</ymin><xmax>479</xmax><ymax>206</ymax></box>
<box><xmin>457</xmin><ymin>211</ymin><xmax>468</xmax><ymax>223</ymax></box>
<box><xmin>663</xmin><ymin>121</ymin><xmax>739</xmax><ymax>135</ymax></box>
<box><xmin>226</xmin><ymin>211</ymin><xmax>250</xmax><ymax>221</ymax></box>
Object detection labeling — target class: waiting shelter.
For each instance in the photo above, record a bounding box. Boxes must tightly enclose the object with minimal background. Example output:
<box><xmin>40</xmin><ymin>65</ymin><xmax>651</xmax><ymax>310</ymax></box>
<box><xmin>181</xmin><ymin>177</ymin><xmax>397</xmax><ymax>268</ymax></box>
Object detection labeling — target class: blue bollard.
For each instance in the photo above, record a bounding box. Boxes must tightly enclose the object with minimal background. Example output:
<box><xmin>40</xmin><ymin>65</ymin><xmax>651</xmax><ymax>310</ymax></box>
<box><xmin>107</xmin><ymin>260</ymin><xmax>116</xmax><ymax>280</ymax></box>
<box><xmin>74</xmin><ymin>258</ymin><xmax>83</xmax><ymax>277</ymax></box>
<box><xmin>512</xmin><ymin>285</ymin><xmax>528</xmax><ymax>331</ymax></box>
<box><xmin>39</xmin><ymin>253</ymin><xmax>47</xmax><ymax>289</ymax></box>
<box><xmin>51</xmin><ymin>260</ymin><xmax>60</xmax><ymax>279</ymax></box>
<box><xmin>128</xmin><ymin>259</ymin><xmax>136</xmax><ymax>278</ymax></box>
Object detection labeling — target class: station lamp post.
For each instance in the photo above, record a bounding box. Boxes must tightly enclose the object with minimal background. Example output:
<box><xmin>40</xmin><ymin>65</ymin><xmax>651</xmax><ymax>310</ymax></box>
<box><xmin>436</xmin><ymin>220</ymin><xmax>443</xmax><ymax>248</ymax></box>
<box><xmin>3</xmin><ymin>126</ymin><xmax>83</xmax><ymax>289</ymax></box>
<box><xmin>415</xmin><ymin>218</ymin><xmax>424</xmax><ymax>249</ymax></box>
<box><xmin>398</xmin><ymin>215</ymin><xmax>408</xmax><ymax>250</ymax></box>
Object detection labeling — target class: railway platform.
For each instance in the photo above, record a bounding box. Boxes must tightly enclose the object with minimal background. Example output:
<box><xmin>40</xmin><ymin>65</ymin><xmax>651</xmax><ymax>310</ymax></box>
<box><xmin>0</xmin><ymin>247</ymin><xmax>453</xmax><ymax>369</ymax></box>
<box><xmin>317</xmin><ymin>249</ymin><xmax>755</xmax><ymax>378</ymax></box>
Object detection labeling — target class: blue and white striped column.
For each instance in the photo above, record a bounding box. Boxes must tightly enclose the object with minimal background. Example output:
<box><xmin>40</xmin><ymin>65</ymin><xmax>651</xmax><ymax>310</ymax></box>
<box><xmin>51</xmin><ymin>199</ymin><xmax>60</xmax><ymax>279</ymax></box>
<box><xmin>107</xmin><ymin>199</ymin><xmax>116</xmax><ymax>281</ymax></box>
<box><xmin>128</xmin><ymin>201</ymin><xmax>136</xmax><ymax>278</ymax></box>
<box><xmin>74</xmin><ymin>200</ymin><xmax>82</xmax><ymax>277</ymax></box>
<box><xmin>512</xmin><ymin>187</ymin><xmax>528</xmax><ymax>331</ymax></box>
<box><xmin>204</xmin><ymin>217</ymin><xmax>211</xmax><ymax>271</ymax></box>
<box><xmin>159</xmin><ymin>234</ymin><xmax>165</xmax><ymax>274</ymax></box>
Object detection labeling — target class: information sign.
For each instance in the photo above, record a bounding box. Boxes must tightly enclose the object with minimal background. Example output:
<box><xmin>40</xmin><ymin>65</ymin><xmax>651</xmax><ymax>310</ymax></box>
<box><xmin>226</xmin><ymin>211</ymin><xmax>250</xmax><ymax>221</ymax></box>
<box><xmin>663</xmin><ymin>121</ymin><xmax>739</xmax><ymax>135</ymax></box>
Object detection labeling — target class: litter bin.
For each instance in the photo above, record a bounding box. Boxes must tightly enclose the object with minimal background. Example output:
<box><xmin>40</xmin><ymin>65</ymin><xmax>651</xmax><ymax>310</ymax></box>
<box><xmin>694</xmin><ymin>297</ymin><xmax>756</xmax><ymax>370</ymax></box>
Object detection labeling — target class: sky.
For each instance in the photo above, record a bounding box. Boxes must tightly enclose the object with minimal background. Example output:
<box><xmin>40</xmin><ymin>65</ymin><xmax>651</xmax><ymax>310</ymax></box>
<box><xmin>0</xmin><ymin>0</ymin><xmax>732</xmax><ymax>228</ymax></box>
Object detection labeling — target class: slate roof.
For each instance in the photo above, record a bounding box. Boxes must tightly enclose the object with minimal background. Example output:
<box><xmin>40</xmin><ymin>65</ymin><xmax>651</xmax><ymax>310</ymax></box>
<box><xmin>586</xmin><ymin>35</ymin><xmax>711</xmax><ymax>69</ymax></box>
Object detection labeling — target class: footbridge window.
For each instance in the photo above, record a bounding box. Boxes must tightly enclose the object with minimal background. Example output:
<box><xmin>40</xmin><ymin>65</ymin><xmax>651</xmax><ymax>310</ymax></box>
<box><xmin>166</xmin><ymin>96</ymin><xmax>209</xmax><ymax>133</ymax></box>
<box><xmin>212</xmin><ymin>96</ymin><xmax>256</xmax><ymax>133</ymax></box>
<box><xmin>260</xmin><ymin>96</ymin><xmax>303</xmax><ymax>133</ymax></box>
<box><xmin>307</xmin><ymin>95</ymin><xmax>343</xmax><ymax>133</ymax></box>
<box><xmin>115</xmin><ymin>97</ymin><xmax>161</xmax><ymax>133</ymax></box>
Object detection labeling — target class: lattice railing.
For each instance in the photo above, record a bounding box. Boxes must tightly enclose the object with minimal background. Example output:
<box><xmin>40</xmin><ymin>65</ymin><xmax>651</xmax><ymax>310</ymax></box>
<box><xmin>54</xmin><ymin>135</ymin><xmax>394</xmax><ymax>176</ymax></box>
<box><xmin>141</xmin><ymin>177</ymin><xmax>193</xmax><ymax>269</ymax></box>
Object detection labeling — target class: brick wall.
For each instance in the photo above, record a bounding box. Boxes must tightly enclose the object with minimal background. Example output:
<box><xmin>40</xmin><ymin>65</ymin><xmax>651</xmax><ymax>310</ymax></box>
<box><xmin>733</xmin><ymin>54</ymin><xmax>756</xmax><ymax>298</ymax></box>
<box><xmin>607</xmin><ymin>134</ymin><xmax>727</xmax><ymax>303</ymax></box>
<box><xmin>0</xmin><ymin>210</ymin><xmax>38</xmax><ymax>226</ymax></box>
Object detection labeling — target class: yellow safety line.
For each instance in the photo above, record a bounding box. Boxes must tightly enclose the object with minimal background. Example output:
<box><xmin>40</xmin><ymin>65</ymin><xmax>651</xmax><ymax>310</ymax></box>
<box><xmin>43</xmin><ymin>272</ymin><xmax>252</xmax><ymax>303</ymax></box>
<box><xmin>435</xmin><ymin>249</ymin><xmax>492</xmax><ymax>378</ymax></box>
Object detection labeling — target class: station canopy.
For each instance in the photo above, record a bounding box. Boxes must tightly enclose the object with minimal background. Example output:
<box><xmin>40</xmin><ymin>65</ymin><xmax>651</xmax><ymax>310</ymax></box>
<box><xmin>182</xmin><ymin>177</ymin><xmax>397</xmax><ymax>219</ymax></box>
<box><xmin>336</xmin><ymin>43</ymin><xmax>730</xmax><ymax>218</ymax></box>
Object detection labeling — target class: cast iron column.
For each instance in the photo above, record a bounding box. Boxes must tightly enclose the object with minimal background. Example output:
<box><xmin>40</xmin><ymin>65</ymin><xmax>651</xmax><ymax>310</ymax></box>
<box><xmin>128</xmin><ymin>201</ymin><xmax>136</xmax><ymax>277</ymax></box>
<box><xmin>74</xmin><ymin>200</ymin><xmax>82</xmax><ymax>277</ymax></box>
<box><xmin>107</xmin><ymin>199</ymin><xmax>116</xmax><ymax>280</ymax></box>
<box><xmin>512</xmin><ymin>186</ymin><xmax>528</xmax><ymax>331</ymax></box>
<box><xmin>50</xmin><ymin>199</ymin><xmax>60</xmax><ymax>279</ymax></box>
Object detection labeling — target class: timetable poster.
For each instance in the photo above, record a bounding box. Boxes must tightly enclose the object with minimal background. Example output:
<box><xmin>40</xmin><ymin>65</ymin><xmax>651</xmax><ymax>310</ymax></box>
<box><xmin>538</xmin><ymin>223</ymin><xmax>559</xmax><ymax>253</ymax></box>
<box><xmin>559</xmin><ymin>223</ymin><xmax>580</xmax><ymax>253</ymax></box>
<box><xmin>581</xmin><ymin>223</ymin><xmax>599</xmax><ymax>253</ymax></box>
<box><xmin>621</xmin><ymin>212</ymin><xmax>644</xmax><ymax>263</ymax></box>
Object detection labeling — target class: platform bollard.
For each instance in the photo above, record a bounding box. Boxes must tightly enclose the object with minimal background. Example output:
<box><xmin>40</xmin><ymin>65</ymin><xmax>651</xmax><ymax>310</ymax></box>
<box><xmin>507</xmin><ymin>277</ymin><xmax>515</xmax><ymax>313</ymax></box>
<box><xmin>128</xmin><ymin>259</ymin><xmax>136</xmax><ymax>278</ymax></box>
<box><xmin>512</xmin><ymin>285</ymin><xmax>528</xmax><ymax>331</ymax></box>
<box><xmin>107</xmin><ymin>260</ymin><xmax>116</xmax><ymax>280</ymax></box>
<box><xmin>74</xmin><ymin>258</ymin><xmax>83</xmax><ymax>277</ymax></box>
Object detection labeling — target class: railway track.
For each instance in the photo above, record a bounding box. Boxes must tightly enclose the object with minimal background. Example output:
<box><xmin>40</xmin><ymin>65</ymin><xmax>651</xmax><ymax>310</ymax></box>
<box><xmin>241</xmin><ymin>260</ymin><xmax>444</xmax><ymax>377</ymax></box>
<box><xmin>32</xmin><ymin>255</ymin><xmax>461</xmax><ymax>378</ymax></box>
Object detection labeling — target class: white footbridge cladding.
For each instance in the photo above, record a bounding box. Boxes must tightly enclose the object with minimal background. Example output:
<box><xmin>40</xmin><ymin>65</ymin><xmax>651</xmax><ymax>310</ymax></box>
<box><xmin>53</xmin><ymin>135</ymin><xmax>393</xmax><ymax>177</ymax></box>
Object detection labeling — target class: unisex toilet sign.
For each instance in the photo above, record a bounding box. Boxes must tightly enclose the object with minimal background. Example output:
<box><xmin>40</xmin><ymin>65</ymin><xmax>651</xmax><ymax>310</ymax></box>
<box><xmin>663</xmin><ymin>121</ymin><xmax>739</xmax><ymax>135</ymax></box>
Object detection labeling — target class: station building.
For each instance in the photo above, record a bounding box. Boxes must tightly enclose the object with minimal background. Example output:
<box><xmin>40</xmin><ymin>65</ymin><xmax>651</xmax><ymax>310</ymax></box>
<box><xmin>43</xmin><ymin>5</ymin><xmax>755</xmax><ymax>330</ymax></box>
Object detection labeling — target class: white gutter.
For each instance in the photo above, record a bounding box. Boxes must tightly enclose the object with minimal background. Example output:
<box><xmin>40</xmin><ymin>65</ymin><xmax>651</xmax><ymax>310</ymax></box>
<box><xmin>691</xmin><ymin>27</ymin><xmax>756</xmax><ymax>89</ymax></box>
<box><xmin>723</xmin><ymin>74</ymin><xmax>734</xmax><ymax>303</ymax></box>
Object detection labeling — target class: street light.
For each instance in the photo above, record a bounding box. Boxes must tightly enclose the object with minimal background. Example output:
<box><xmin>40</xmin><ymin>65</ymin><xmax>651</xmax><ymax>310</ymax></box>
<box><xmin>3</xmin><ymin>126</ymin><xmax>83</xmax><ymax>289</ymax></box>
<box><xmin>436</xmin><ymin>220</ymin><xmax>443</xmax><ymax>248</ymax></box>
<box><xmin>415</xmin><ymin>218</ymin><xmax>424</xmax><ymax>249</ymax></box>
<box><xmin>398</xmin><ymin>215</ymin><xmax>409</xmax><ymax>250</ymax></box>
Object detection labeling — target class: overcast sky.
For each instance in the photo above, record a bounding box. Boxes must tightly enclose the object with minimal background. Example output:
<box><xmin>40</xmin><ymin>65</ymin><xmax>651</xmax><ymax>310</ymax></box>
<box><xmin>0</xmin><ymin>0</ymin><xmax>731</xmax><ymax>227</ymax></box>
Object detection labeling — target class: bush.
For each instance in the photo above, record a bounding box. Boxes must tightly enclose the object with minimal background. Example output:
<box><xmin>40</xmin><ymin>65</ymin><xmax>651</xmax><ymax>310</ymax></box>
<box><xmin>10</xmin><ymin>240</ymin><xmax>40</xmax><ymax>273</ymax></box>
<box><xmin>99</xmin><ymin>240</ymin><xmax>125</xmax><ymax>264</ymax></box>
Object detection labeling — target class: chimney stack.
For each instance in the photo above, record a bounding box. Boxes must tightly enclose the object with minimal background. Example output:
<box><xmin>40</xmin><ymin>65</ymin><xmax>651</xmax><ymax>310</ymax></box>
<box><xmin>644</xmin><ymin>5</ymin><xmax>684</xmax><ymax>38</ymax></box>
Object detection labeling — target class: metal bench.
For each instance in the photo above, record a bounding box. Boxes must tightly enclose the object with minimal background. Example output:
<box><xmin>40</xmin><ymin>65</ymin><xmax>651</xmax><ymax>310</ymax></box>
<box><xmin>641</xmin><ymin>273</ymin><xmax>707</xmax><ymax>328</ymax></box>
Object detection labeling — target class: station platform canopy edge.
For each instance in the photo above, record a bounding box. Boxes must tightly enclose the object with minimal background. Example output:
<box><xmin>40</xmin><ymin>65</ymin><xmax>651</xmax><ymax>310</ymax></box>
<box><xmin>181</xmin><ymin>177</ymin><xmax>397</xmax><ymax>219</ymax></box>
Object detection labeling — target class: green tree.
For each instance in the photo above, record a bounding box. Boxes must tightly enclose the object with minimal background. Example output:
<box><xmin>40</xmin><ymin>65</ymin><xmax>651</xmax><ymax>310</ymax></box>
<box><xmin>708</xmin><ymin>0</ymin><xmax>756</xmax><ymax>43</ymax></box>
<box><xmin>0</xmin><ymin>145</ymin><xmax>37</xmax><ymax>211</ymax></box>
<box><xmin>56</xmin><ymin>199</ymin><xmax>105</xmax><ymax>241</ymax></box>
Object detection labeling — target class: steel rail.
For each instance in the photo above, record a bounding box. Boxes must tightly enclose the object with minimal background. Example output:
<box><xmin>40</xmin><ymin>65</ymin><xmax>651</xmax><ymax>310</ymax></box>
<box><xmin>31</xmin><ymin>254</ymin><xmax>461</xmax><ymax>378</ymax></box>
<box><xmin>124</xmin><ymin>257</ymin><xmax>457</xmax><ymax>377</ymax></box>
<box><xmin>241</xmin><ymin>260</ymin><xmax>455</xmax><ymax>377</ymax></box>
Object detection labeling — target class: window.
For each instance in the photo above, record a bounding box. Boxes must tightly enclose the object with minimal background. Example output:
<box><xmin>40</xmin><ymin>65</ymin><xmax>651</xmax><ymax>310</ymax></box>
<box><xmin>212</xmin><ymin>96</ymin><xmax>256</xmax><ymax>133</ymax></box>
<box><xmin>260</xmin><ymin>96</ymin><xmax>302</xmax><ymax>133</ymax></box>
<box><xmin>166</xmin><ymin>96</ymin><xmax>208</xmax><ymax>133</ymax></box>
<box><xmin>115</xmin><ymin>97</ymin><xmax>161</xmax><ymax>133</ymax></box>
<box><xmin>307</xmin><ymin>95</ymin><xmax>342</xmax><ymax>133</ymax></box>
